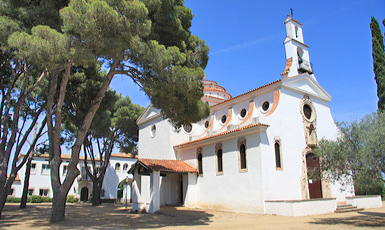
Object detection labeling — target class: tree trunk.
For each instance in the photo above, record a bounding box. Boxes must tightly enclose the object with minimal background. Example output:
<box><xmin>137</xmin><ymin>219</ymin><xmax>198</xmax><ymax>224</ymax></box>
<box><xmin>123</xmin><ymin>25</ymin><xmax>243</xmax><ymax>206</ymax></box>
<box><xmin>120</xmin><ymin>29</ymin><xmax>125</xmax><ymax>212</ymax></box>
<box><xmin>20</xmin><ymin>157</ymin><xmax>32</xmax><ymax>209</ymax></box>
<box><xmin>48</xmin><ymin>59</ymin><xmax>119</xmax><ymax>222</ymax></box>
<box><xmin>50</xmin><ymin>191</ymin><xmax>67</xmax><ymax>223</ymax></box>
<box><xmin>91</xmin><ymin>179</ymin><xmax>102</xmax><ymax>206</ymax></box>
<box><xmin>0</xmin><ymin>163</ymin><xmax>7</xmax><ymax>219</ymax></box>
<box><xmin>50</xmin><ymin>161</ymin><xmax>79</xmax><ymax>222</ymax></box>
<box><xmin>0</xmin><ymin>173</ymin><xmax>16</xmax><ymax>219</ymax></box>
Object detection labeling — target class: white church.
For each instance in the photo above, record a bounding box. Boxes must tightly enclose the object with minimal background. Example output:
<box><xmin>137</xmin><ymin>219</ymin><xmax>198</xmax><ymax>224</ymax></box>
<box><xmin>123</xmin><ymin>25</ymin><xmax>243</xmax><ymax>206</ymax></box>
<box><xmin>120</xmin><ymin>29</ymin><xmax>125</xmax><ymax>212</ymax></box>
<box><xmin>129</xmin><ymin>16</ymin><xmax>382</xmax><ymax>216</ymax></box>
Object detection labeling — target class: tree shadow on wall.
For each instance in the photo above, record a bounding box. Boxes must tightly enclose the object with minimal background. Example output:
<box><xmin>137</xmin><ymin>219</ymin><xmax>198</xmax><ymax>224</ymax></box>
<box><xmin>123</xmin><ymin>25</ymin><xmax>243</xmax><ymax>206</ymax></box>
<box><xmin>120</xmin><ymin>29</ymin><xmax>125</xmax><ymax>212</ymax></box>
<box><xmin>310</xmin><ymin>211</ymin><xmax>385</xmax><ymax>228</ymax></box>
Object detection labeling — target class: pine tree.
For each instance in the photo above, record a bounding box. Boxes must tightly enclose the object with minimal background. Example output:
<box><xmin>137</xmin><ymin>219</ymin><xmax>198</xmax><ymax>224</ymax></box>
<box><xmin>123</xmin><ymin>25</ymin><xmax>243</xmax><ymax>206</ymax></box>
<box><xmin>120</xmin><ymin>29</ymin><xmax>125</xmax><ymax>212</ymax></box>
<box><xmin>370</xmin><ymin>17</ymin><xmax>385</xmax><ymax>111</ymax></box>
<box><xmin>5</xmin><ymin>0</ymin><xmax>210</xmax><ymax>222</ymax></box>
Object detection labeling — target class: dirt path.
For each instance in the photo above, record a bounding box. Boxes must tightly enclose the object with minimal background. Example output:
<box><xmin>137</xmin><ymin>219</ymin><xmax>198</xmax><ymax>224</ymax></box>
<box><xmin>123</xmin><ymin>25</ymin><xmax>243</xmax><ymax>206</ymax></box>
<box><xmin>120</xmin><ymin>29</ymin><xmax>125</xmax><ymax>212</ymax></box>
<box><xmin>1</xmin><ymin>202</ymin><xmax>385</xmax><ymax>229</ymax></box>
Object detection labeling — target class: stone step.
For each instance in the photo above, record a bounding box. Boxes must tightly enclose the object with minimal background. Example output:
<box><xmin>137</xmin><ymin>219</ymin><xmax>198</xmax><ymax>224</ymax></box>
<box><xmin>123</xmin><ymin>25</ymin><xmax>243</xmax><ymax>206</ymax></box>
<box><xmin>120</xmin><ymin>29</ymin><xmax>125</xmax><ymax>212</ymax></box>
<box><xmin>337</xmin><ymin>204</ymin><xmax>353</xmax><ymax>208</ymax></box>
<box><xmin>336</xmin><ymin>204</ymin><xmax>356</xmax><ymax>210</ymax></box>
<box><xmin>334</xmin><ymin>207</ymin><xmax>364</xmax><ymax>213</ymax></box>
<box><xmin>335</xmin><ymin>204</ymin><xmax>364</xmax><ymax>213</ymax></box>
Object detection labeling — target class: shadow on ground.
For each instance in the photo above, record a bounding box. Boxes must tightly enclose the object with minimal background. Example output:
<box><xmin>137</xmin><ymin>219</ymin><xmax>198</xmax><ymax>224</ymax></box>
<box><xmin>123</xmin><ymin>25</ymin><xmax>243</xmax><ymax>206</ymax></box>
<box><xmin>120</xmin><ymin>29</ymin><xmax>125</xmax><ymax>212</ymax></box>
<box><xmin>0</xmin><ymin>203</ymin><xmax>213</xmax><ymax>229</ymax></box>
<box><xmin>310</xmin><ymin>211</ymin><xmax>385</xmax><ymax>228</ymax></box>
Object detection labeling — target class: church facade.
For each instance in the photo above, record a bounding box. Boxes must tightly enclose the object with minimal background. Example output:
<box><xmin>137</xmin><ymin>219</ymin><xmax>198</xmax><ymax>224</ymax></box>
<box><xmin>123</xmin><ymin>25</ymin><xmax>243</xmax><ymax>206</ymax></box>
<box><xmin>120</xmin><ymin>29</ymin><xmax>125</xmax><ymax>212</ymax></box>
<box><xmin>129</xmin><ymin>16</ymin><xmax>381</xmax><ymax>216</ymax></box>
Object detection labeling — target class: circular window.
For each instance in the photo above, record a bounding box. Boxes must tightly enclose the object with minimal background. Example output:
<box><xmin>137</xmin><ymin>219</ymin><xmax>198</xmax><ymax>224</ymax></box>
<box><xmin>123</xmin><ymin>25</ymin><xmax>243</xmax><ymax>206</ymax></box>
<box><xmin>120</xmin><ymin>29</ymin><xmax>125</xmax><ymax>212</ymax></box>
<box><xmin>183</xmin><ymin>124</ymin><xmax>192</xmax><ymax>133</ymax></box>
<box><xmin>303</xmin><ymin>104</ymin><xmax>312</xmax><ymax>120</ymax></box>
<box><xmin>262</xmin><ymin>101</ymin><xmax>270</xmax><ymax>112</ymax></box>
<box><xmin>221</xmin><ymin>115</ymin><xmax>227</xmax><ymax>124</ymax></box>
<box><xmin>150</xmin><ymin>124</ymin><xmax>156</xmax><ymax>137</ymax></box>
<box><xmin>240</xmin><ymin>108</ymin><xmax>247</xmax><ymax>118</ymax></box>
<box><xmin>204</xmin><ymin>121</ymin><xmax>210</xmax><ymax>129</ymax></box>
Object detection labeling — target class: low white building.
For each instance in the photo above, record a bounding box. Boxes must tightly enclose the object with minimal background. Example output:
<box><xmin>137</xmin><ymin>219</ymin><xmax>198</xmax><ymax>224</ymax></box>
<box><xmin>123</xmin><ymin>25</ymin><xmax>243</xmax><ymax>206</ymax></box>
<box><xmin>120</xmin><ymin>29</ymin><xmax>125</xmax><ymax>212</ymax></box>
<box><xmin>10</xmin><ymin>153</ymin><xmax>137</xmax><ymax>202</ymax></box>
<box><xmin>129</xmin><ymin>16</ymin><xmax>382</xmax><ymax>216</ymax></box>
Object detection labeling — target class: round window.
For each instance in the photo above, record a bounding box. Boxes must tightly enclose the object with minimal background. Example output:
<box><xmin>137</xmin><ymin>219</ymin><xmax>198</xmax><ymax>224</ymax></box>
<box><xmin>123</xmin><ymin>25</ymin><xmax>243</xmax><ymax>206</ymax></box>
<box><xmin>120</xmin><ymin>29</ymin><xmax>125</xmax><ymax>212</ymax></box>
<box><xmin>204</xmin><ymin>121</ymin><xmax>210</xmax><ymax>129</ymax></box>
<box><xmin>262</xmin><ymin>101</ymin><xmax>270</xmax><ymax>112</ymax></box>
<box><xmin>183</xmin><ymin>124</ymin><xmax>192</xmax><ymax>133</ymax></box>
<box><xmin>240</xmin><ymin>108</ymin><xmax>247</xmax><ymax>118</ymax></box>
<box><xmin>303</xmin><ymin>104</ymin><xmax>312</xmax><ymax>120</ymax></box>
<box><xmin>221</xmin><ymin>115</ymin><xmax>227</xmax><ymax>124</ymax></box>
<box><xmin>150</xmin><ymin>124</ymin><xmax>156</xmax><ymax>137</ymax></box>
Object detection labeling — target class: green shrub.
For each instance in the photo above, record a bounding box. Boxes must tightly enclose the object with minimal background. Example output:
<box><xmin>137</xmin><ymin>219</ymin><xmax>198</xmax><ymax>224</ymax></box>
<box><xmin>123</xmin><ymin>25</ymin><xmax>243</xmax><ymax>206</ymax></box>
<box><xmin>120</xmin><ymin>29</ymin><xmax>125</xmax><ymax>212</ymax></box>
<box><xmin>67</xmin><ymin>195</ymin><xmax>79</xmax><ymax>203</ymax></box>
<box><xmin>101</xmin><ymin>199</ymin><xmax>116</xmax><ymax>203</ymax></box>
<box><xmin>30</xmin><ymin>195</ymin><xmax>42</xmax><ymax>203</ymax></box>
<box><xmin>6</xmin><ymin>196</ymin><xmax>21</xmax><ymax>203</ymax></box>
<box><xmin>41</xmin><ymin>197</ymin><xmax>53</xmax><ymax>202</ymax></box>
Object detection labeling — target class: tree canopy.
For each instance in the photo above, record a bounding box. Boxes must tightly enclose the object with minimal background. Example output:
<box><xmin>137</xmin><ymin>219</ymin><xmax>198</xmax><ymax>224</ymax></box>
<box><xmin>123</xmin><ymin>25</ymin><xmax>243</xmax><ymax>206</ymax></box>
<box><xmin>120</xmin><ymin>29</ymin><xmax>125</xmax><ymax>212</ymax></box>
<box><xmin>315</xmin><ymin>112</ymin><xmax>385</xmax><ymax>190</ymax></box>
<box><xmin>2</xmin><ymin>0</ymin><xmax>211</xmax><ymax>222</ymax></box>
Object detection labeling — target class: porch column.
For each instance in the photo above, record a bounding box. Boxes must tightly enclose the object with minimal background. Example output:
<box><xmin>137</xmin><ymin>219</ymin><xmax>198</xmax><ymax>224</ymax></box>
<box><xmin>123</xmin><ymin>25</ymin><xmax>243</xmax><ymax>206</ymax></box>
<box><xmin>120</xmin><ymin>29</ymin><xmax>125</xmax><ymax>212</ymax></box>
<box><xmin>184</xmin><ymin>172</ymin><xmax>197</xmax><ymax>207</ymax></box>
<box><xmin>132</xmin><ymin>168</ymin><xmax>141</xmax><ymax>212</ymax></box>
<box><xmin>148</xmin><ymin>170</ymin><xmax>160</xmax><ymax>214</ymax></box>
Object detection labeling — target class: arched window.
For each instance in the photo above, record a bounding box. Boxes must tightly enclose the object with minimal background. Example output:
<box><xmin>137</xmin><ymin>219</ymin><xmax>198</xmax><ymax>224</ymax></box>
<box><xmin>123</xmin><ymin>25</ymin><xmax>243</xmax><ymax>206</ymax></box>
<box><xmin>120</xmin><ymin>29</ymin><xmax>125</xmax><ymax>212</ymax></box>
<box><xmin>115</xmin><ymin>163</ymin><xmax>120</xmax><ymax>171</ymax></box>
<box><xmin>197</xmin><ymin>153</ymin><xmax>203</xmax><ymax>175</ymax></box>
<box><xmin>217</xmin><ymin>149</ymin><xmax>223</xmax><ymax>173</ymax></box>
<box><xmin>295</xmin><ymin>25</ymin><xmax>299</xmax><ymax>38</ymax></box>
<box><xmin>240</xmin><ymin>144</ymin><xmax>247</xmax><ymax>170</ymax></box>
<box><xmin>150</xmin><ymin>124</ymin><xmax>156</xmax><ymax>137</ymax></box>
<box><xmin>123</xmin><ymin>163</ymin><xmax>128</xmax><ymax>172</ymax></box>
<box><xmin>297</xmin><ymin>47</ymin><xmax>304</xmax><ymax>64</ymax></box>
<box><xmin>303</xmin><ymin>104</ymin><xmax>312</xmax><ymax>120</ymax></box>
<box><xmin>274</xmin><ymin>141</ymin><xmax>282</xmax><ymax>169</ymax></box>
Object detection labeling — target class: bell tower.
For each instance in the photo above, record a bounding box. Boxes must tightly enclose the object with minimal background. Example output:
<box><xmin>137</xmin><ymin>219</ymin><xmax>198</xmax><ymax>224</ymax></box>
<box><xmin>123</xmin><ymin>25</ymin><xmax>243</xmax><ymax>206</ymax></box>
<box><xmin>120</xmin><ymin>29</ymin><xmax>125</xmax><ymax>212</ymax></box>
<box><xmin>281</xmin><ymin>15</ymin><xmax>314</xmax><ymax>78</ymax></box>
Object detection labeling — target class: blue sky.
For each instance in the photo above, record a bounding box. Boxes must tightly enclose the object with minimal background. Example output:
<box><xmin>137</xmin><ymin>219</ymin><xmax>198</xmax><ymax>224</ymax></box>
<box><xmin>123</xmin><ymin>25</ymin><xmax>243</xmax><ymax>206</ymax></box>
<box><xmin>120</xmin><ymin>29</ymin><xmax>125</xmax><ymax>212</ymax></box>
<box><xmin>111</xmin><ymin>0</ymin><xmax>385</xmax><ymax>122</ymax></box>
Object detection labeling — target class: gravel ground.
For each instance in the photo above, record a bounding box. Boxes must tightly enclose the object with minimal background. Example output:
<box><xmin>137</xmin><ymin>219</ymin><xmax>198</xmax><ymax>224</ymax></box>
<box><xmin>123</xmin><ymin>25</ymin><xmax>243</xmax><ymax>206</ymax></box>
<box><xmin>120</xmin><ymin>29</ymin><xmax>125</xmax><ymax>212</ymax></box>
<box><xmin>1</xmin><ymin>201</ymin><xmax>385</xmax><ymax>229</ymax></box>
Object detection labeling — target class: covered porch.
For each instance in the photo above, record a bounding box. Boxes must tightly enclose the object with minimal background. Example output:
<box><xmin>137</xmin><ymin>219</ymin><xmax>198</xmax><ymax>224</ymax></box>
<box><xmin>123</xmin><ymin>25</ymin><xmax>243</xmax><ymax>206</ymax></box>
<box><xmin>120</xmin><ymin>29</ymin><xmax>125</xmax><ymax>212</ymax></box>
<box><xmin>128</xmin><ymin>158</ymin><xmax>198</xmax><ymax>213</ymax></box>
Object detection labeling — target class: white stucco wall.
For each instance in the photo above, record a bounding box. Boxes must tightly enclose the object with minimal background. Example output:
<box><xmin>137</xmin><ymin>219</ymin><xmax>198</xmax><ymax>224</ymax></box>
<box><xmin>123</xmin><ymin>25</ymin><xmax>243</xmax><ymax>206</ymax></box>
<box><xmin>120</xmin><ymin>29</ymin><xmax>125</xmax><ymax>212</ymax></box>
<box><xmin>265</xmin><ymin>198</ymin><xmax>336</xmax><ymax>216</ymax></box>
<box><xmin>346</xmin><ymin>195</ymin><xmax>382</xmax><ymax>209</ymax></box>
<box><xmin>11</xmin><ymin>155</ymin><xmax>136</xmax><ymax>201</ymax></box>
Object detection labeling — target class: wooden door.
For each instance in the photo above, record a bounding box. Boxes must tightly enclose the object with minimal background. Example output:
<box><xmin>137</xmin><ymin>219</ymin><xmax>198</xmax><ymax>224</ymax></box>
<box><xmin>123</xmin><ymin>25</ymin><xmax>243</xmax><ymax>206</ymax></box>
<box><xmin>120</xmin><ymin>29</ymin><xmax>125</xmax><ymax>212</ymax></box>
<box><xmin>80</xmin><ymin>187</ymin><xmax>88</xmax><ymax>201</ymax></box>
<box><xmin>306</xmin><ymin>153</ymin><xmax>322</xmax><ymax>199</ymax></box>
<box><xmin>177</xmin><ymin>175</ymin><xmax>183</xmax><ymax>205</ymax></box>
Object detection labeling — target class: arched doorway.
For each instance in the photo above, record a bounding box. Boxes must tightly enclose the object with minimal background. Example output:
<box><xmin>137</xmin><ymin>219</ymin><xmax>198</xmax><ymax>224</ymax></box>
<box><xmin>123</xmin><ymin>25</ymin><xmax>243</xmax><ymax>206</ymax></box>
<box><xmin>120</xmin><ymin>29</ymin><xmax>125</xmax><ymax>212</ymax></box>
<box><xmin>306</xmin><ymin>153</ymin><xmax>322</xmax><ymax>199</ymax></box>
<box><xmin>80</xmin><ymin>187</ymin><xmax>89</xmax><ymax>201</ymax></box>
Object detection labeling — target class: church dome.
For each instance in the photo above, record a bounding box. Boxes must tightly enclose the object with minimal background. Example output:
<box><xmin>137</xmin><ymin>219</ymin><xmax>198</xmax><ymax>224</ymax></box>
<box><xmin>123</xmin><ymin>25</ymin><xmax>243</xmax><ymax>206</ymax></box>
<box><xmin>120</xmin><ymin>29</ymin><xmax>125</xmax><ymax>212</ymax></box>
<box><xmin>201</xmin><ymin>76</ymin><xmax>232</xmax><ymax>106</ymax></box>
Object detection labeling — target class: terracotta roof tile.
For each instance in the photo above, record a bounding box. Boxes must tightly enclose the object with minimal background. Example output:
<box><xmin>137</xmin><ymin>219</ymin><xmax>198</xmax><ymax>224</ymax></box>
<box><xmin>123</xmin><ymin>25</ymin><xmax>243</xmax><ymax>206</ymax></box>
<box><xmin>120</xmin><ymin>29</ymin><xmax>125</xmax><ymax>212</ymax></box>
<box><xmin>110</xmin><ymin>153</ymin><xmax>138</xmax><ymax>159</ymax></box>
<box><xmin>138</xmin><ymin>158</ymin><xmax>197</xmax><ymax>173</ymax></box>
<box><xmin>281</xmin><ymin>57</ymin><xmax>293</xmax><ymax>76</ymax></box>
<box><xmin>175</xmin><ymin>123</ymin><xmax>269</xmax><ymax>147</ymax></box>
<box><xmin>22</xmin><ymin>152</ymin><xmax>137</xmax><ymax>160</ymax></box>
<box><xmin>7</xmin><ymin>173</ymin><xmax>20</xmax><ymax>181</ymax></box>
<box><xmin>211</xmin><ymin>79</ymin><xmax>282</xmax><ymax>108</ymax></box>
<box><xmin>203</xmin><ymin>87</ymin><xmax>232</xmax><ymax>98</ymax></box>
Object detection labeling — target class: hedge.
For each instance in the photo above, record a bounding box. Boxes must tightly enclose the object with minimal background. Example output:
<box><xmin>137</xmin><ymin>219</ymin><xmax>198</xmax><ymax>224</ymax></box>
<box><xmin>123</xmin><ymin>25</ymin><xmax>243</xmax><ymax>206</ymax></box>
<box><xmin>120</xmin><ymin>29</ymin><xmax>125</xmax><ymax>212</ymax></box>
<box><xmin>6</xmin><ymin>195</ymin><xmax>70</xmax><ymax>203</ymax></box>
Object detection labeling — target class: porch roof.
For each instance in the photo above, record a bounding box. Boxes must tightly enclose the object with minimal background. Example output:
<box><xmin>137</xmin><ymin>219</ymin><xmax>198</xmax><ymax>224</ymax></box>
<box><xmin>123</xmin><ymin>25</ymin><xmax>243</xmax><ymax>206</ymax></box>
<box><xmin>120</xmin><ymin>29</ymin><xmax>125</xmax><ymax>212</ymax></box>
<box><xmin>128</xmin><ymin>158</ymin><xmax>198</xmax><ymax>175</ymax></box>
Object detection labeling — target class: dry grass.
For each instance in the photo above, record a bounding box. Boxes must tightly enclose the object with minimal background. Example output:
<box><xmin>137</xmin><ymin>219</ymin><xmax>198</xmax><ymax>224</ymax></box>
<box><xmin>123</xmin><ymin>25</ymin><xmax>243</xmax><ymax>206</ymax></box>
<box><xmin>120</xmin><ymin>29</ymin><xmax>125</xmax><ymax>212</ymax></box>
<box><xmin>1</xmin><ymin>201</ymin><xmax>385</xmax><ymax>229</ymax></box>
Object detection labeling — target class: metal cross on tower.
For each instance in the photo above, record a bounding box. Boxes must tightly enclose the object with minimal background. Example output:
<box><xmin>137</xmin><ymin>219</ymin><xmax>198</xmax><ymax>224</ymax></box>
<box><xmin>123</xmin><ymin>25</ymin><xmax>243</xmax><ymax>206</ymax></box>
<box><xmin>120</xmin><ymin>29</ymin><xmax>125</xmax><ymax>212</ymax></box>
<box><xmin>290</xmin><ymin>8</ymin><xmax>293</xmax><ymax>18</ymax></box>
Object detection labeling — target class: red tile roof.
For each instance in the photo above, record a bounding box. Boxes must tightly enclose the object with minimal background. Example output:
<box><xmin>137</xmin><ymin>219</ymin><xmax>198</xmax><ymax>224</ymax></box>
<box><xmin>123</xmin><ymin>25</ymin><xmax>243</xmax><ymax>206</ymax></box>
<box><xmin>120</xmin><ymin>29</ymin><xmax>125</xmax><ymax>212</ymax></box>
<box><xmin>137</xmin><ymin>158</ymin><xmax>197</xmax><ymax>173</ymax></box>
<box><xmin>7</xmin><ymin>173</ymin><xmax>20</xmax><ymax>181</ymax></box>
<box><xmin>110</xmin><ymin>153</ymin><xmax>138</xmax><ymax>159</ymax></box>
<box><xmin>175</xmin><ymin>123</ymin><xmax>269</xmax><ymax>148</ymax></box>
<box><xmin>281</xmin><ymin>57</ymin><xmax>293</xmax><ymax>76</ymax></box>
<box><xmin>211</xmin><ymin>79</ymin><xmax>282</xmax><ymax>108</ymax></box>
<box><xmin>21</xmin><ymin>152</ymin><xmax>137</xmax><ymax>160</ymax></box>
